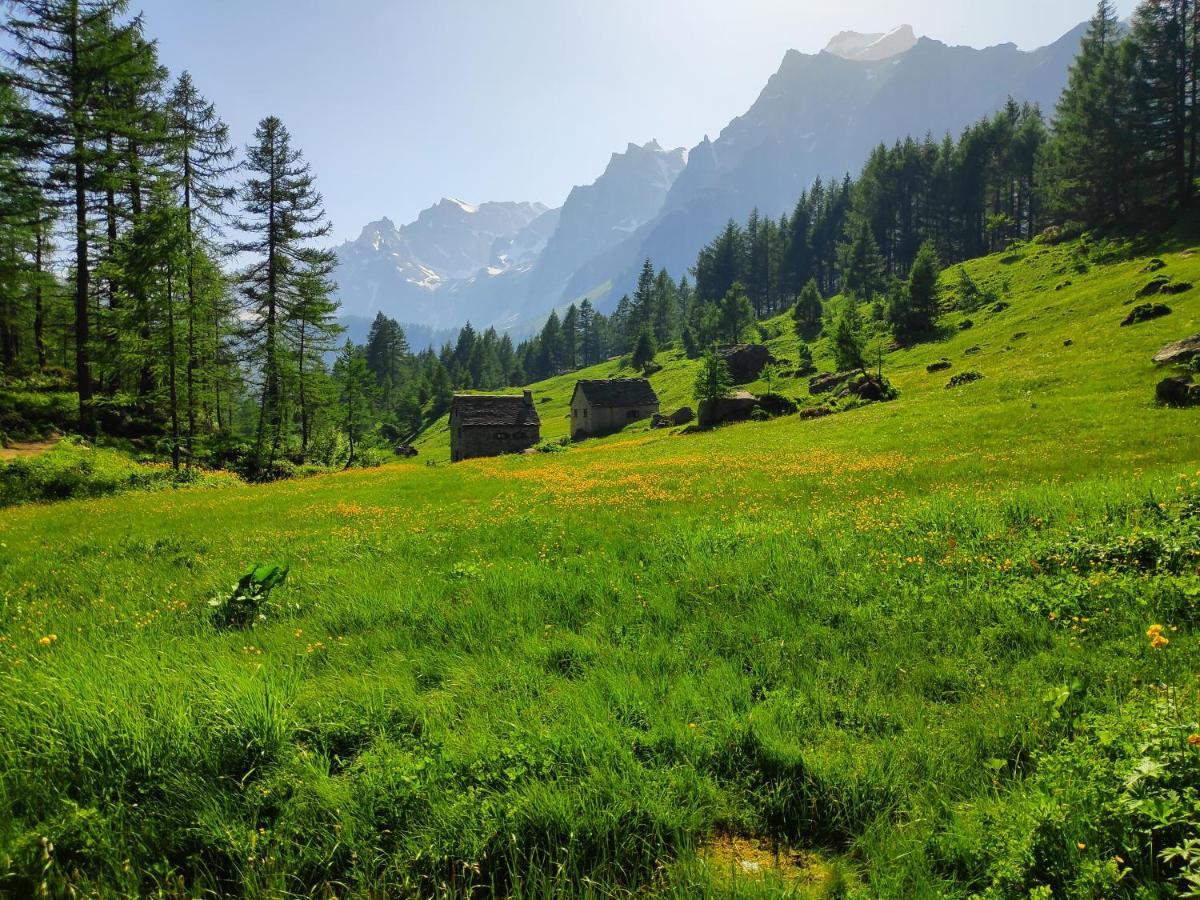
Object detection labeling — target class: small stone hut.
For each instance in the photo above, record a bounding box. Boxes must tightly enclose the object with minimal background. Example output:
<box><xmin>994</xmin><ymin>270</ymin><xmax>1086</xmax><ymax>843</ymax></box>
<box><xmin>449</xmin><ymin>390</ymin><xmax>541</xmax><ymax>462</ymax></box>
<box><xmin>570</xmin><ymin>379</ymin><xmax>660</xmax><ymax>439</ymax></box>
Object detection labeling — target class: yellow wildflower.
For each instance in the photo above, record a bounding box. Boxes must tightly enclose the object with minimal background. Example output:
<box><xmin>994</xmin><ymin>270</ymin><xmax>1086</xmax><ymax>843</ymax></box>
<box><xmin>1189</xmin><ymin>734</ymin><xmax>1200</xmax><ymax>747</ymax></box>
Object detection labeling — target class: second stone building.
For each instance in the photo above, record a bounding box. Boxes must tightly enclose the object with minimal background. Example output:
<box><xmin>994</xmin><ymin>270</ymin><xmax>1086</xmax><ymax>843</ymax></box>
<box><xmin>570</xmin><ymin>379</ymin><xmax>660</xmax><ymax>439</ymax></box>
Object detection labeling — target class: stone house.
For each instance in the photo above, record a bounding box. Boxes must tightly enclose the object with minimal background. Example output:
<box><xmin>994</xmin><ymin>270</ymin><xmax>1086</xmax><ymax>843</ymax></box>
<box><xmin>449</xmin><ymin>390</ymin><xmax>541</xmax><ymax>462</ymax></box>
<box><xmin>570</xmin><ymin>379</ymin><xmax>660</xmax><ymax>439</ymax></box>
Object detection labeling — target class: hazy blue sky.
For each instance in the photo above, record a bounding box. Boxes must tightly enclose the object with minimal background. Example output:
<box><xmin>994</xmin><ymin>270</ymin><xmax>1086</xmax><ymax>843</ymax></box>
<box><xmin>130</xmin><ymin>0</ymin><xmax>1136</xmax><ymax>244</ymax></box>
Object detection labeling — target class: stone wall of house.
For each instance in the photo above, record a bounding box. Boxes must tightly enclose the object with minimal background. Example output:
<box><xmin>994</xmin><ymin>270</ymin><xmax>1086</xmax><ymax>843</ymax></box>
<box><xmin>452</xmin><ymin>425</ymin><xmax>540</xmax><ymax>462</ymax></box>
<box><xmin>571</xmin><ymin>402</ymin><xmax>659</xmax><ymax>438</ymax></box>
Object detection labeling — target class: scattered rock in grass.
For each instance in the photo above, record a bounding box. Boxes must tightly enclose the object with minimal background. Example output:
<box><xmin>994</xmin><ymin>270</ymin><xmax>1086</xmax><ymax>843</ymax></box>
<box><xmin>800</xmin><ymin>405</ymin><xmax>834</xmax><ymax>420</ymax></box>
<box><xmin>1142</xmin><ymin>258</ymin><xmax>1167</xmax><ymax>273</ymax></box>
<box><xmin>959</xmin><ymin>319</ymin><xmax>974</xmax><ymax>330</ymax></box>
<box><xmin>699</xmin><ymin>390</ymin><xmax>759</xmax><ymax>428</ymax></box>
<box><xmin>809</xmin><ymin>371</ymin><xmax>854</xmax><ymax>395</ymax></box>
<box><xmin>393</xmin><ymin>444</ymin><xmax>418</xmax><ymax>458</ymax></box>
<box><xmin>1000</xmin><ymin>253</ymin><xmax>1021</xmax><ymax>264</ymax></box>
<box><xmin>1064</xmin><ymin>339</ymin><xmax>1074</xmax><ymax>347</ymax></box>
<box><xmin>1153</xmin><ymin>334</ymin><xmax>1200</xmax><ymax>366</ymax></box>
<box><xmin>1160</xmin><ymin>280</ymin><xmax>1193</xmax><ymax>295</ymax></box>
<box><xmin>1011</xmin><ymin>332</ymin><xmax>1029</xmax><ymax>341</ymax></box>
<box><xmin>1055</xmin><ymin>280</ymin><xmax>1072</xmax><ymax>291</ymax></box>
<box><xmin>652</xmin><ymin>406</ymin><xmax>697</xmax><ymax>428</ymax></box>
<box><xmin>990</xmin><ymin>302</ymin><xmax>1010</xmax><ymax>314</ymax></box>
<box><xmin>947</xmin><ymin>371</ymin><xmax>984</xmax><ymax>389</ymax></box>
<box><xmin>670</xmin><ymin>406</ymin><xmax>695</xmax><ymax>426</ymax></box>
<box><xmin>1156</xmin><ymin>373</ymin><xmax>1200</xmax><ymax>407</ymax></box>
<box><xmin>927</xmin><ymin>359</ymin><xmax>952</xmax><ymax>373</ymax></box>
<box><xmin>1137</xmin><ymin>275</ymin><xmax>1172</xmax><ymax>297</ymax></box>
<box><xmin>1121</xmin><ymin>303</ymin><xmax>1172</xmax><ymax>327</ymax></box>
<box><xmin>834</xmin><ymin>373</ymin><xmax>897</xmax><ymax>402</ymax></box>
<box><xmin>964</xmin><ymin>345</ymin><xmax>983</xmax><ymax>356</ymax></box>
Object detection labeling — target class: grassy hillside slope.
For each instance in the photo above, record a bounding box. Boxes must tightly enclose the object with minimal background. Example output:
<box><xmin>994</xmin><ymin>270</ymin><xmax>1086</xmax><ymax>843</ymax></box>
<box><xmin>1</xmin><ymin>233</ymin><xmax>1199</xmax><ymax>897</ymax></box>
<box><xmin>416</xmin><ymin>232</ymin><xmax>1198</xmax><ymax>463</ymax></box>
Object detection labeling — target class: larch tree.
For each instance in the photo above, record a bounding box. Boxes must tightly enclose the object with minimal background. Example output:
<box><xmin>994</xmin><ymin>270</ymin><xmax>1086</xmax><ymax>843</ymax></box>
<box><xmin>333</xmin><ymin>339</ymin><xmax>374</xmax><ymax>467</ymax></box>
<box><xmin>164</xmin><ymin>70</ymin><xmax>235</xmax><ymax>458</ymax></box>
<box><xmin>3</xmin><ymin>0</ymin><xmax>157</xmax><ymax>432</ymax></box>
<box><xmin>233</xmin><ymin>115</ymin><xmax>333</xmax><ymax>471</ymax></box>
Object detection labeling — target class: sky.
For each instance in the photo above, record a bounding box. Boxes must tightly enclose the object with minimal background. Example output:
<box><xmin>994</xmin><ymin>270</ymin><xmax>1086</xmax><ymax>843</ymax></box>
<box><xmin>127</xmin><ymin>0</ymin><xmax>1138</xmax><ymax>245</ymax></box>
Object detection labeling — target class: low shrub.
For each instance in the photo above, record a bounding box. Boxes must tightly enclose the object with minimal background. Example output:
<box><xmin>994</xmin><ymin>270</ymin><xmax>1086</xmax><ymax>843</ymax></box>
<box><xmin>0</xmin><ymin>440</ymin><xmax>237</xmax><ymax>507</ymax></box>
<box><xmin>755</xmin><ymin>393</ymin><xmax>799</xmax><ymax>418</ymax></box>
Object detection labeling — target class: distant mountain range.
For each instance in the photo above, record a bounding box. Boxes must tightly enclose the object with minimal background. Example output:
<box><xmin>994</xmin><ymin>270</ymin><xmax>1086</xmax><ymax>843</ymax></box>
<box><xmin>332</xmin><ymin>21</ymin><xmax>1088</xmax><ymax>339</ymax></box>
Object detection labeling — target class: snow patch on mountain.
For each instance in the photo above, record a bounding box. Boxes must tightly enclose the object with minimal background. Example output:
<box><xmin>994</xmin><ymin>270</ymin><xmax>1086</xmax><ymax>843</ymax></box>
<box><xmin>824</xmin><ymin>25</ymin><xmax>918</xmax><ymax>62</ymax></box>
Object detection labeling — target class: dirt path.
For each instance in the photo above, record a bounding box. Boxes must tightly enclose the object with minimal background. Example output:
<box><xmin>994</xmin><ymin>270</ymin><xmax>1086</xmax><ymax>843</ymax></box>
<box><xmin>0</xmin><ymin>439</ymin><xmax>59</xmax><ymax>461</ymax></box>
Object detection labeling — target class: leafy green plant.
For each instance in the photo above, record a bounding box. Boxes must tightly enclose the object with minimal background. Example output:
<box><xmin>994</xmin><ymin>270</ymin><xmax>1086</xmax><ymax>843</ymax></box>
<box><xmin>209</xmin><ymin>564</ymin><xmax>290</xmax><ymax>629</ymax></box>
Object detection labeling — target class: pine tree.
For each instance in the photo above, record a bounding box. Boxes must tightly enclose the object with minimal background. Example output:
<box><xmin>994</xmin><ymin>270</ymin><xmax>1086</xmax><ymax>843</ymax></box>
<box><xmin>561</xmin><ymin>303</ymin><xmax>579</xmax><ymax>370</ymax></box>
<box><xmin>164</xmin><ymin>71</ymin><xmax>235</xmax><ymax>455</ymax></box>
<box><xmin>233</xmin><ymin>116</ymin><xmax>333</xmax><ymax>470</ymax></box>
<box><xmin>651</xmin><ymin>266</ymin><xmax>678</xmax><ymax>346</ymax></box>
<box><xmin>1043</xmin><ymin>1</ymin><xmax>1133</xmax><ymax>223</ymax></box>
<box><xmin>838</xmin><ymin>217</ymin><xmax>886</xmax><ymax>302</ymax></box>
<box><xmin>536</xmin><ymin>310</ymin><xmax>563</xmax><ymax>378</ymax></box>
<box><xmin>717</xmin><ymin>282</ymin><xmax>755</xmax><ymax>344</ymax></box>
<box><xmin>694</xmin><ymin>347</ymin><xmax>734</xmax><ymax>406</ymax></box>
<box><xmin>906</xmin><ymin>240</ymin><xmax>941</xmax><ymax>333</ymax></box>
<box><xmin>631</xmin><ymin>326</ymin><xmax>657</xmax><ymax>374</ymax></box>
<box><xmin>832</xmin><ymin>306</ymin><xmax>866</xmax><ymax>373</ymax></box>
<box><xmin>1129</xmin><ymin>0</ymin><xmax>1199</xmax><ymax>208</ymax></box>
<box><xmin>288</xmin><ymin>254</ymin><xmax>341</xmax><ymax>457</ymax></box>
<box><xmin>4</xmin><ymin>0</ymin><xmax>158</xmax><ymax>432</ymax></box>
<box><xmin>792</xmin><ymin>279</ymin><xmax>823</xmax><ymax>336</ymax></box>
<box><xmin>333</xmin><ymin>339</ymin><xmax>374</xmax><ymax>467</ymax></box>
<box><xmin>631</xmin><ymin>258</ymin><xmax>655</xmax><ymax>333</ymax></box>
<box><xmin>578</xmin><ymin>299</ymin><xmax>599</xmax><ymax>366</ymax></box>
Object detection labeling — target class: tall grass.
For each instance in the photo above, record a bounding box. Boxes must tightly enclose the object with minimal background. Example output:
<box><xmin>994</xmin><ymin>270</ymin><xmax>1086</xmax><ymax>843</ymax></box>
<box><xmin>1</xmin><ymin>235</ymin><xmax>1199</xmax><ymax>895</ymax></box>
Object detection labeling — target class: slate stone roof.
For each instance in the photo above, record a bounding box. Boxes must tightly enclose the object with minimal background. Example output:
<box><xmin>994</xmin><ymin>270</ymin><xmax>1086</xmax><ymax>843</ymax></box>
<box><xmin>574</xmin><ymin>379</ymin><xmax>660</xmax><ymax>408</ymax></box>
<box><xmin>450</xmin><ymin>393</ymin><xmax>541</xmax><ymax>428</ymax></box>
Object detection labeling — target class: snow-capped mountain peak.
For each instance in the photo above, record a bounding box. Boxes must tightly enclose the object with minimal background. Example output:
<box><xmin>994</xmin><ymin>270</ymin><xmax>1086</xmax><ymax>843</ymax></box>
<box><xmin>824</xmin><ymin>25</ymin><xmax>918</xmax><ymax>62</ymax></box>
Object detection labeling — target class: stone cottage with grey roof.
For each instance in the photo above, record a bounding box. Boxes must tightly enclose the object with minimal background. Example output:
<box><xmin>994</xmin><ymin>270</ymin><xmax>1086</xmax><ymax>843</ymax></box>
<box><xmin>571</xmin><ymin>379</ymin><xmax>660</xmax><ymax>439</ymax></box>
<box><xmin>449</xmin><ymin>390</ymin><xmax>541</xmax><ymax>462</ymax></box>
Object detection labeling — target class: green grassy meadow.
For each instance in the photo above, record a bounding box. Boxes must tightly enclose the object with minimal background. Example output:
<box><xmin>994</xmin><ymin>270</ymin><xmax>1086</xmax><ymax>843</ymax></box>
<box><xmin>2</xmin><ymin>234</ymin><xmax>1200</xmax><ymax>896</ymax></box>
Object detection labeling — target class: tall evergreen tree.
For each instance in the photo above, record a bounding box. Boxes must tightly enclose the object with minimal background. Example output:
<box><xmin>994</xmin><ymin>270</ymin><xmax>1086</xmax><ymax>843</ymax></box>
<box><xmin>4</xmin><ymin>0</ymin><xmax>158</xmax><ymax>432</ymax></box>
<box><xmin>1043</xmin><ymin>2</ymin><xmax>1134</xmax><ymax>222</ymax></box>
<box><xmin>837</xmin><ymin>217</ymin><xmax>886</xmax><ymax>302</ymax></box>
<box><xmin>164</xmin><ymin>71</ymin><xmax>235</xmax><ymax>454</ymax></box>
<box><xmin>332</xmin><ymin>339</ymin><xmax>374</xmax><ymax>467</ymax></box>
<box><xmin>233</xmin><ymin>116</ymin><xmax>333</xmax><ymax>470</ymax></box>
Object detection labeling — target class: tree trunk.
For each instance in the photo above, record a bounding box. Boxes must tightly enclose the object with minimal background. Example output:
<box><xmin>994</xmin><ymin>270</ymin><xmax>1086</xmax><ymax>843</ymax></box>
<box><xmin>166</xmin><ymin>265</ymin><xmax>180</xmax><ymax>471</ymax></box>
<box><xmin>183</xmin><ymin>152</ymin><xmax>197</xmax><ymax>467</ymax></box>
<box><xmin>70</xmin><ymin>1</ymin><xmax>94</xmax><ymax>437</ymax></box>
<box><xmin>33</xmin><ymin>223</ymin><xmax>46</xmax><ymax>371</ymax></box>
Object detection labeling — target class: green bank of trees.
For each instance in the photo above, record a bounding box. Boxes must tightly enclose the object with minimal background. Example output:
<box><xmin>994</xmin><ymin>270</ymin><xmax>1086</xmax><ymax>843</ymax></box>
<box><xmin>0</xmin><ymin>0</ymin><xmax>470</xmax><ymax>472</ymax></box>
